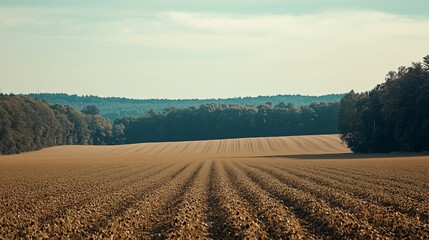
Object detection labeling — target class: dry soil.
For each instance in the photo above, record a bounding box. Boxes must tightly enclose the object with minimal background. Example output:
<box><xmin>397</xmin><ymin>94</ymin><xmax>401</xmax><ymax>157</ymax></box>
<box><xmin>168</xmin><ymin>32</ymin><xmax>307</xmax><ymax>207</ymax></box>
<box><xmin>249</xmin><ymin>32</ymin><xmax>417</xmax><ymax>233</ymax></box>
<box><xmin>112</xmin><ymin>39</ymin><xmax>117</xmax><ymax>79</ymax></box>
<box><xmin>0</xmin><ymin>134</ymin><xmax>428</xmax><ymax>239</ymax></box>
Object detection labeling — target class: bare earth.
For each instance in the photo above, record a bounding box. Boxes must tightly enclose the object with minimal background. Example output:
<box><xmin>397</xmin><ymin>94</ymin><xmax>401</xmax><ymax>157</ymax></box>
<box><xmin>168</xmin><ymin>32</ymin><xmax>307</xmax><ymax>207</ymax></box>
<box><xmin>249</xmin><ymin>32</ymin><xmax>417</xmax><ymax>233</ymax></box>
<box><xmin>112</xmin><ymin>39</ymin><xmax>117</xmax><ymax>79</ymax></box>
<box><xmin>1</xmin><ymin>134</ymin><xmax>428</xmax><ymax>239</ymax></box>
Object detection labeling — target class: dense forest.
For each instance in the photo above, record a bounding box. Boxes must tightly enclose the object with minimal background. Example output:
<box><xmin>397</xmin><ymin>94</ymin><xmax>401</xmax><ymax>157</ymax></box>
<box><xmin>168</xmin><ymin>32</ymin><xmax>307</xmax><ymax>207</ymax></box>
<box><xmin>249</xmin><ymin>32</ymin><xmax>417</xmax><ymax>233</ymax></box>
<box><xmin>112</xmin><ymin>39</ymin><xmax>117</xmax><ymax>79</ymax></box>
<box><xmin>338</xmin><ymin>56</ymin><xmax>429</xmax><ymax>153</ymax></box>
<box><xmin>0</xmin><ymin>94</ymin><xmax>340</xmax><ymax>154</ymax></box>
<box><xmin>114</xmin><ymin>102</ymin><xmax>340</xmax><ymax>144</ymax></box>
<box><xmin>0</xmin><ymin>95</ymin><xmax>116</xmax><ymax>154</ymax></box>
<box><xmin>27</xmin><ymin>93</ymin><xmax>343</xmax><ymax>121</ymax></box>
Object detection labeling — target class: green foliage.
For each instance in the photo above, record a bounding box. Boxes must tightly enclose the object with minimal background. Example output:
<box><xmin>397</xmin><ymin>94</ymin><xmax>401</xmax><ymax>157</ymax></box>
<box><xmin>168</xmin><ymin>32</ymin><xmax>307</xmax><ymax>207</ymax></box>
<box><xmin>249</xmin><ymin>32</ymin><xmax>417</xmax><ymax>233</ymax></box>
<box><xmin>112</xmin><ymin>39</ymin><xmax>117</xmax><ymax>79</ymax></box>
<box><xmin>0</xmin><ymin>95</ymin><xmax>114</xmax><ymax>154</ymax></box>
<box><xmin>28</xmin><ymin>93</ymin><xmax>343</xmax><ymax>121</ymax></box>
<box><xmin>0</xmin><ymin>96</ymin><xmax>79</xmax><ymax>154</ymax></box>
<box><xmin>81</xmin><ymin>105</ymin><xmax>100</xmax><ymax>115</ymax></box>
<box><xmin>1</xmin><ymin>93</ymin><xmax>342</xmax><ymax>154</ymax></box>
<box><xmin>113</xmin><ymin>101</ymin><xmax>340</xmax><ymax>144</ymax></box>
<box><xmin>85</xmin><ymin>115</ymin><xmax>113</xmax><ymax>145</ymax></box>
<box><xmin>338</xmin><ymin>55</ymin><xmax>429</xmax><ymax>153</ymax></box>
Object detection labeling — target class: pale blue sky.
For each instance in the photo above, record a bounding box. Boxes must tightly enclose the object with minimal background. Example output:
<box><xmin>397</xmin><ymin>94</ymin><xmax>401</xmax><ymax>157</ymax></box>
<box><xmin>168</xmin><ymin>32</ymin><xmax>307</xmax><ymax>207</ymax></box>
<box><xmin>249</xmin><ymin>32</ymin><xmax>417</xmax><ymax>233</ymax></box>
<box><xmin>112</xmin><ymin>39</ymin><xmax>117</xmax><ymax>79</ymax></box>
<box><xmin>1</xmin><ymin>1</ymin><xmax>428</xmax><ymax>99</ymax></box>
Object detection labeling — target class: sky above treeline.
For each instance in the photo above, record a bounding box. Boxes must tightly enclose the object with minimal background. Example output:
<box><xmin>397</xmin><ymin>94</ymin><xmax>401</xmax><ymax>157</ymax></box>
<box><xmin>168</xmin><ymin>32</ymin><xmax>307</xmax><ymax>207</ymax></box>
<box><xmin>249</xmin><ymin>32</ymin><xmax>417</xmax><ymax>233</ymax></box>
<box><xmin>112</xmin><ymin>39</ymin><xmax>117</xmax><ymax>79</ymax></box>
<box><xmin>1</xmin><ymin>1</ymin><xmax>429</xmax><ymax>99</ymax></box>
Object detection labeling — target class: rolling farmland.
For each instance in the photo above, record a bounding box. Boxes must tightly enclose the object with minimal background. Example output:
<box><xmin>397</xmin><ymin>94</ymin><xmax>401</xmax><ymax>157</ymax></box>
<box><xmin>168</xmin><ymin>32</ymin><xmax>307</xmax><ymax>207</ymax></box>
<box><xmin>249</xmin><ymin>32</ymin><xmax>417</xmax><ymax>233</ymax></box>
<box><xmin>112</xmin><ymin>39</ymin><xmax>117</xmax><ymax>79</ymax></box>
<box><xmin>0</xmin><ymin>135</ymin><xmax>428</xmax><ymax>239</ymax></box>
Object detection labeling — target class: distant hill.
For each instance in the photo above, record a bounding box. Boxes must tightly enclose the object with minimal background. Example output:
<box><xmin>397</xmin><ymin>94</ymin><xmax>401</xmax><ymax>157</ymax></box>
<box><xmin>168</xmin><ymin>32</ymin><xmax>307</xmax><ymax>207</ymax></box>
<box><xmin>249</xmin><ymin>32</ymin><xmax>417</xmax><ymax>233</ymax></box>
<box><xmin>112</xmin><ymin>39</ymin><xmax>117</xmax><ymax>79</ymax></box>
<box><xmin>27</xmin><ymin>93</ymin><xmax>344</xmax><ymax>121</ymax></box>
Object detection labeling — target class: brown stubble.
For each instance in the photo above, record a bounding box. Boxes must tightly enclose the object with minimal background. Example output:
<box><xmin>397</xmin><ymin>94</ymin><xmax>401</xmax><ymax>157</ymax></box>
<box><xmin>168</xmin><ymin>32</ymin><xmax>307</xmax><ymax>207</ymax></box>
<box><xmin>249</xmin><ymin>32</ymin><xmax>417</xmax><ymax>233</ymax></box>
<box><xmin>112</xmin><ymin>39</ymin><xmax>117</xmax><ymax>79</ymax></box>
<box><xmin>0</xmin><ymin>134</ymin><xmax>428</xmax><ymax>239</ymax></box>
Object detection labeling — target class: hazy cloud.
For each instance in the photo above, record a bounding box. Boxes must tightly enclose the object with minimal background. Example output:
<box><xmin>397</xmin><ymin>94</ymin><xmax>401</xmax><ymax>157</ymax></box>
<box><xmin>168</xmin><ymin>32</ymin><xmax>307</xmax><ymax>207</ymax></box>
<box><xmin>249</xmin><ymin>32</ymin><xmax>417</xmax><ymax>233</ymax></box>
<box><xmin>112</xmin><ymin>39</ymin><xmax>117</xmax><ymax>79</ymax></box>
<box><xmin>1</xmin><ymin>6</ymin><xmax>429</xmax><ymax>98</ymax></box>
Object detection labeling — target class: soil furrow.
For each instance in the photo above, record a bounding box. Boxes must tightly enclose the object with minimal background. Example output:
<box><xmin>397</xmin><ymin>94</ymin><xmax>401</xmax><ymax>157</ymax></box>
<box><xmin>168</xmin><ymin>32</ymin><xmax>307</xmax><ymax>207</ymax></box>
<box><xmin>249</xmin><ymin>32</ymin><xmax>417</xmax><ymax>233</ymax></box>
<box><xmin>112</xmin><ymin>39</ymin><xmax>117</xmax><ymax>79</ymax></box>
<box><xmin>155</xmin><ymin>160</ymin><xmax>212</xmax><ymax>239</ymax></box>
<box><xmin>0</xmin><ymin>163</ymin><xmax>145</xmax><ymax>223</ymax></box>
<box><xmin>0</xmin><ymin>164</ymin><xmax>128</xmax><ymax>214</ymax></box>
<box><xmin>1</xmin><ymin>134</ymin><xmax>428</xmax><ymax>239</ymax></box>
<box><xmin>4</xmin><ymin>161</ymin><xmax>188</xmax><ymax>239</ymax></box>
<box><xmin>206</xmin><ymin>160</ymin><xmax>269</xmax><ymax>239</ymax></box>
<box><xmin>226</xmin><ymin>160</ymin><xmax>315</xmax><ymax>239</ymax></box>
<box><xmin>324</xmin><ymin>165</ymin><xmax>429</xmax><ymax>189</ymax></box>
<box><xmin>307</xmin><ymin>165</ymin><xmax>427</xmax><ymax>198</ymax></box>
<box><xmin>91</xmin><ymin>160</ymin><xmax>202</xmax><ymax>239</ymax></box>
<box><xmin>291</xmin><ymin>165</ymin><xmax>429</xmax><ymax>221</ymax></box>
<box><xmin>239</xmin><ymin>161</ymin><xmax>382</xmax><ymax>239</ymax></box>
<box><xmin>252</xmin><ymin>163</ymin><xmax>428</xmax><ymax>239</ymax></box>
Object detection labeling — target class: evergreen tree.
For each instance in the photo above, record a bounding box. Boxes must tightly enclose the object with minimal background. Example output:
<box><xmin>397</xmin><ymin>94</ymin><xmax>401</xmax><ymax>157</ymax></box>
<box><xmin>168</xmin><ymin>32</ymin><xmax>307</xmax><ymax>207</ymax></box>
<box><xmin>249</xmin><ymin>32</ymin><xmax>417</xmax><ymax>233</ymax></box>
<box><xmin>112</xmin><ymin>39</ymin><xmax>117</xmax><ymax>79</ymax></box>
<box><xmin>338</xmin><ymin>55</ymin><xmax>429</xmax><ymax>153</ymax></box>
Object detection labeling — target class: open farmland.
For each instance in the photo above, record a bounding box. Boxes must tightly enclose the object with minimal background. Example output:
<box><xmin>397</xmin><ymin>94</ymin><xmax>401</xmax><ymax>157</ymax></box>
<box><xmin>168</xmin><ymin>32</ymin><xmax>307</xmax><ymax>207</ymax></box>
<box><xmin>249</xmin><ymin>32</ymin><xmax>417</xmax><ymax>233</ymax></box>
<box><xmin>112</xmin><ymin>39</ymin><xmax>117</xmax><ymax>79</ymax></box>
<box><xmin>0</xmin><ymin>134</ymin><xmax>428</xmax><ymax>239</ymax></box>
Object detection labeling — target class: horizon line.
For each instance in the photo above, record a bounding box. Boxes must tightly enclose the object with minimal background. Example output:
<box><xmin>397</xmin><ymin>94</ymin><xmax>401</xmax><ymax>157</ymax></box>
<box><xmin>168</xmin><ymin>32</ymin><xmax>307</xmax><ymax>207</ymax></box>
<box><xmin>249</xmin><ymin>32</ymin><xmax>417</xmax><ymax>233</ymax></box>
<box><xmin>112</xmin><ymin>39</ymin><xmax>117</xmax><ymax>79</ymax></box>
<box><xmin>9</xmin><ymin>92</ymin><xmax>346</xmax><ymax>102</ymax></box>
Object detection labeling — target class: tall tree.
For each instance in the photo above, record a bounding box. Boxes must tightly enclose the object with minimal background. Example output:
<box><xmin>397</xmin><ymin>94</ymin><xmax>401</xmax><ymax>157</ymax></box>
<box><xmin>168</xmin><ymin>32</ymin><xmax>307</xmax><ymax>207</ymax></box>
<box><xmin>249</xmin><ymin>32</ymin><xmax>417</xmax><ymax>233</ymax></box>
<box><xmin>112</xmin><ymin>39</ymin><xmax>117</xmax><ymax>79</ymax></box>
<box><xmin>338</xmin><ymin>55</ymin><xmax>429</xmax><ymax>153</ymax></box>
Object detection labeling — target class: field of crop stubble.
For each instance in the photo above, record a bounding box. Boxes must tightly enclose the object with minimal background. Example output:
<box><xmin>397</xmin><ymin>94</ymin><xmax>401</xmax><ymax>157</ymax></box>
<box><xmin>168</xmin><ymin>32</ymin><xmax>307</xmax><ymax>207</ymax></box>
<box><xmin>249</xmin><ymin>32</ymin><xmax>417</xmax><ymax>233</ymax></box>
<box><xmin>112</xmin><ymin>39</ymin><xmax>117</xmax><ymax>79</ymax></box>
<box><xmin>0</xmin><ymin>134</ymin><xmax>428</xmax><ymax>239</ymax></box>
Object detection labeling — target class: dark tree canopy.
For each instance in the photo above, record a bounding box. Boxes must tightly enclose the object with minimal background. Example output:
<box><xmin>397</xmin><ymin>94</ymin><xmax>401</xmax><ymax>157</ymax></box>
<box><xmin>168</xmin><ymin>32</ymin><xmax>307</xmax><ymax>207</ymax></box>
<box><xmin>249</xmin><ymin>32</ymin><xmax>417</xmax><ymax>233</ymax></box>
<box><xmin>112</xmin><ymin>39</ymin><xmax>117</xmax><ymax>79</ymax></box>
<box><xmin>81</xmin><ymin>105</ymin><xmax>100</xmax><ymax>115</ymax></box>
<box><xmin>114</xmin><ymin>101</ymin><xmax>340</xmax><ymax>144</ymax></box>
<box><xmin>1</xmin><ymin>95</ymin><xmax>341</xmax><ymax>154</ymax></box>
<box><xmin>338</xmin><ymin>55</ymin><xmax>429</xmax><ymax>153</ymax></box>
<box><xmin>28</xmin><ymin>93</ymin><xmax>343</xmax><ymax>121</ymax></box>
<box><xmin>0</xmin><ymin>95</ymin><xmax>116</xmax><ymax>154</ymax></box>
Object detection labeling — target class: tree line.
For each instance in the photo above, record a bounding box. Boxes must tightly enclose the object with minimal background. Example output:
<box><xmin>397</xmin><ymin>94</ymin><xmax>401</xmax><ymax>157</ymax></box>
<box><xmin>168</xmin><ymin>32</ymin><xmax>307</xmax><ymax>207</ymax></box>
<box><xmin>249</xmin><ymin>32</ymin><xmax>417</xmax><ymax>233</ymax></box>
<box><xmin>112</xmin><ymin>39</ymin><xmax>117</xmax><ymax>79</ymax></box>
<box><xmin>113</xmin><ymin>102</ymin><xmax>339</xmax><ymax>144</ymax></box>
<box><xmin>0</xmin><ymin>94</ymin><xmax>340</xmax><ymax>154</ymax></box>
<box><xmin>28</xmin><ymin>93</ymin><xmax>343</xmax><ymax>121</ymax></box>
<box><xmin>0</xmin><ymin>95</ymin><xmax>117</xmax><ymax>154</ymax></box>
<box><xmin>338</xmin><ymin>55</ymin><xmax>429</xmax><ymax>153</ymax></box>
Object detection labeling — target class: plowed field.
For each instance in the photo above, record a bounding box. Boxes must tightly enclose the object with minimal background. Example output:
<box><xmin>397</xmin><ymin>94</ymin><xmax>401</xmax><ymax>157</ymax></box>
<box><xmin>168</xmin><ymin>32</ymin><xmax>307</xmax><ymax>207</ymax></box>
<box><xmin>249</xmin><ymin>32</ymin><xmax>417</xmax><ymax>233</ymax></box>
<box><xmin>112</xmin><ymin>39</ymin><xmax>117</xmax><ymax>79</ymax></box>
<box><xmin>1</xmin><ymin>134</ymin><xmax>428</xmax><ymax>239</ymax></box>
